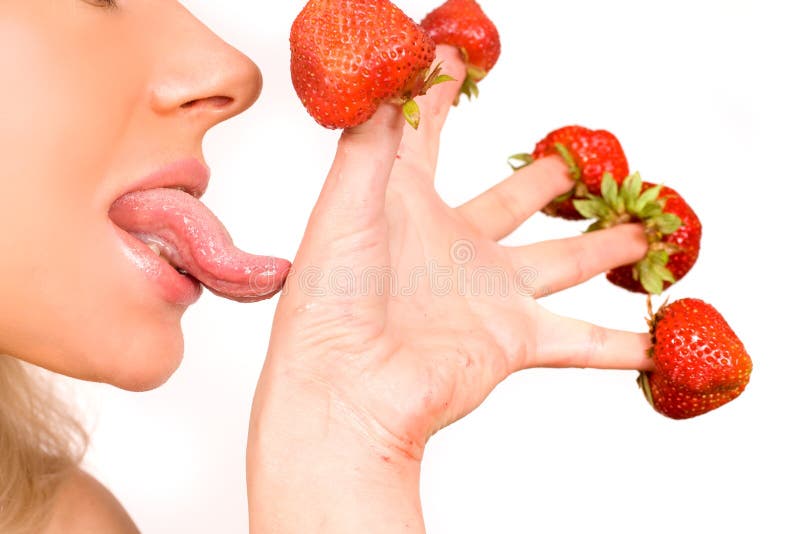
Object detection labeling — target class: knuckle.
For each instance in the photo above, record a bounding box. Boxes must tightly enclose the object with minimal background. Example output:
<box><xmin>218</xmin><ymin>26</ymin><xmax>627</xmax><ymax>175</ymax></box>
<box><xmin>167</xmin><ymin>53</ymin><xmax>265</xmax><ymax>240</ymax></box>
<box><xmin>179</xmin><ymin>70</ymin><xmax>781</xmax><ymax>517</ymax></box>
<box><xmin>567</xmin><ymin>242</ymin><xmax>592</xmax><ymax>286</ymax></box>
<box><xmin>492</xmin><ymin>188</ymin><xmax>527</xmax><ymax>229</ymax></box>
<box><xmin>583</xmin><ymin>324</ymin><xmax>609</xmax><ymax>368</ymax></box>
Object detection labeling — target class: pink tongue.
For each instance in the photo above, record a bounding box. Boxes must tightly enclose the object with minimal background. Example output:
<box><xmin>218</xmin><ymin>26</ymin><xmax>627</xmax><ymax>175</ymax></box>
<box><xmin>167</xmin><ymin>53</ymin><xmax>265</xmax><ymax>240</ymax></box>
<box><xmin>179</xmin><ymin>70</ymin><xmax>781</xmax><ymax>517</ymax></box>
<box><xmin>109</xmin><ymin>188</ymin><xmax>291</xmax><ymax>303</ymax></box>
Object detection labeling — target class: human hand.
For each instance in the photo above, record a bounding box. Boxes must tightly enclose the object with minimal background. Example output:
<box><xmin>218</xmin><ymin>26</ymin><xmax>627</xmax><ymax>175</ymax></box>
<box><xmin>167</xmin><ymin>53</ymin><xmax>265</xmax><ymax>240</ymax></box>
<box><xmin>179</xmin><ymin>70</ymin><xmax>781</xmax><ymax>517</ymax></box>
<box><xmin>247</xmin><ymin>45</ymin><xmax>653</xmax><ymax>533</ymax></box>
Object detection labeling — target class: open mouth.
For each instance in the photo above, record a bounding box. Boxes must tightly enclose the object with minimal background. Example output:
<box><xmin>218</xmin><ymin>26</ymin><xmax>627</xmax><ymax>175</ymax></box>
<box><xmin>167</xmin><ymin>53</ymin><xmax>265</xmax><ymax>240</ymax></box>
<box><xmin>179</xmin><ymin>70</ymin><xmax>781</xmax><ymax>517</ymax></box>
<box><xmin>108</xmin><ymin>161</ymin><xmax>291</xmax><ymax>304</ymax></box>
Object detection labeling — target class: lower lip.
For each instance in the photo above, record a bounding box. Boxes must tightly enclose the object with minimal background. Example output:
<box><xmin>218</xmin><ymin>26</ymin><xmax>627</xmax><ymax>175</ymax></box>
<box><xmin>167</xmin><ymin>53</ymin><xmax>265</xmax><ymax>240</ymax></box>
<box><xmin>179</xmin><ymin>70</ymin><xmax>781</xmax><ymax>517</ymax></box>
<box><xmin>111</xmin><ymin>222</ymin><xmax>203</xmax><ymax>307</ymax></box>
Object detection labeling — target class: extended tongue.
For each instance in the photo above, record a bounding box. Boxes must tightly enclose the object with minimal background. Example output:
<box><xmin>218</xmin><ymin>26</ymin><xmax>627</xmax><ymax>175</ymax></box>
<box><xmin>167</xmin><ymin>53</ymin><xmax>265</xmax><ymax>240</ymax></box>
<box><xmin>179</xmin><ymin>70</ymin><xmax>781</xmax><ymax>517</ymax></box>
<box><xmin>109</xmin><ymin>188</ymin><xmax>290</xmax><ymax>302</ymax></box>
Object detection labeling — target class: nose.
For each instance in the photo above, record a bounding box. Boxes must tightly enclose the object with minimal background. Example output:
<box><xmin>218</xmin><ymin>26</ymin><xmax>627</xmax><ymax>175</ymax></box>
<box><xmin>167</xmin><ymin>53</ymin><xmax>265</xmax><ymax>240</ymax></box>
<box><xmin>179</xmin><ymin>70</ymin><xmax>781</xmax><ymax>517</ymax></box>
<box><xmin>148</xmin><ymin>7</ymin><xmax>263</xmax><ymax>129</ymax></box>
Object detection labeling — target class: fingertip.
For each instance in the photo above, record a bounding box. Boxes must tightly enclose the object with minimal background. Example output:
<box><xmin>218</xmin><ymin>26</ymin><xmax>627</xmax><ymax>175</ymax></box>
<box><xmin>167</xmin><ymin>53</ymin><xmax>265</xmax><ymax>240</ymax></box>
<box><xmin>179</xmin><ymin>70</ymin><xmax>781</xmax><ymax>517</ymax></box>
<box><xmin>607</xmin><ymin>223</ymin><xmax>649</xmax><ymax>264</ymax></box>
<box><xmin>511</xmin><ymin>155</ymin><xmax>574</xmax><ymax>199</ymax></box>
<box><xmin>626</xmin><ymin>222</ymin><xmax>648</xmax><ymax>249</ymax></box>
<box><xmin>435</xmin><ymin>44</ymin><xmax>467</xmax><ymax>75</ymax></box>
<box><xmin>343</xmin><ymin>103</ymin><xmax>405</xmax><ymax>144</ymax></box>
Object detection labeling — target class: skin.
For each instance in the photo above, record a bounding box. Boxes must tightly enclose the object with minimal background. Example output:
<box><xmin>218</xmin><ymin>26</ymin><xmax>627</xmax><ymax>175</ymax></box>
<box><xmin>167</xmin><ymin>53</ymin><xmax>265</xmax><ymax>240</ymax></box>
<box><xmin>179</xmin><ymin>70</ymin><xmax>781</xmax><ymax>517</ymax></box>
<box><xmin>247</xmin><ymin>47</ymin><xmax>652</xmax><ymax>532</ymax></box>
<box><xmin>0</xmin><ymin>0</ymin><xmax>262</xmax><ymax>391</ymax></box>
<box><xmin>1</xmin><ymin>1</ymin><xmax>652</xmax><ymax>532</ymax></box>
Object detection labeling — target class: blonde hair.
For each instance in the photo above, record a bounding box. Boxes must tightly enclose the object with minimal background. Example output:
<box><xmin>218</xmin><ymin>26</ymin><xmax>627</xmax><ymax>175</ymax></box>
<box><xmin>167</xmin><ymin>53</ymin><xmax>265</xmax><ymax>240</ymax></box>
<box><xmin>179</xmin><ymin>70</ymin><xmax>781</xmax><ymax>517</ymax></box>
<box><xmin>0</xmin><ymin>354</ymin><xmax>88</xmax><ymax>533</ymax></box>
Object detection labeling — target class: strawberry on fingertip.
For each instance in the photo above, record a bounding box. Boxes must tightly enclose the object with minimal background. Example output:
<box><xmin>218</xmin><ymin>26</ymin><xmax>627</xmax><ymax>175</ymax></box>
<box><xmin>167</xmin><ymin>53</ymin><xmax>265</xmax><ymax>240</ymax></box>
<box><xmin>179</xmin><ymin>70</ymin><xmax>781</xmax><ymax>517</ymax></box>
<box><xmin>509</xmin><ymin>125</ymin><xmax>630</xmax><ymax>220</ymax></box>
<box><xmin>421</xmin><ymin>0</ymin><xmax>501</xmax><ymax>105</ymax></box>
<box><xmin>574</xmin><ymin>174</ymin><xmax>702</xmax><ymax>295</ymax></box>
<box><xmin>639</xmin><ymin>298</ymin><xmax>752</xmax><ymax>420</ymax></box>
<box><xmin>290</xmin><ymin>0</ymin><xmax>452</xmax><ymax>130</ymax></box>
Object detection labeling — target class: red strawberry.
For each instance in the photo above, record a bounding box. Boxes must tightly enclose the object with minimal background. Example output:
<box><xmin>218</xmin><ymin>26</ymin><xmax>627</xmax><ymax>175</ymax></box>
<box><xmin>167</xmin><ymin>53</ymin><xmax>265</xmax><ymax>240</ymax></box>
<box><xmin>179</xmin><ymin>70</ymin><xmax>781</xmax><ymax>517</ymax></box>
<box><xmin>574</xmin><ymin>174</ymin><xmax>701</xmax><ymax>295</ymax></box>
<box><xmin>420</xmin><ymin>0</ymin><xmax>501</xmax><ymax>103</ymax></box>
<box><xmin>508</xmin><ymin>125</ymin><xmax>629</xmax><ymax>220</ymax></box>
<box><xmin>290</xmin><ymin>0</ymin><xmax>450</xmax><ymax>129</ymax></box>
<box><xmin>639</xmin><ymin>298</ymin><xmax>752</xmax><ymax>419</ymax></box>
<box><xmin>605</xmin><ymin>183</ymin><xmax>702</xmax><ymax>294</ymax></box>
<box><xmin>642</xmin><ymin>371</ymin><xmax>748</xmax><ymax>420</ymax></box>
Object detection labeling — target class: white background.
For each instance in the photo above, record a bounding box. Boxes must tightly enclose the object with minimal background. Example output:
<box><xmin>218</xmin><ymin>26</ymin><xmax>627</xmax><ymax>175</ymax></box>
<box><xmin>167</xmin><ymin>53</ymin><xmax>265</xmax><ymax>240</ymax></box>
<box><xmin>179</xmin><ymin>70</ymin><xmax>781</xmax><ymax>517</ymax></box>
<box><xmin>72</xmin><ymin>1</ymin><xmax>799</xmax><ymax>533</ymax></box>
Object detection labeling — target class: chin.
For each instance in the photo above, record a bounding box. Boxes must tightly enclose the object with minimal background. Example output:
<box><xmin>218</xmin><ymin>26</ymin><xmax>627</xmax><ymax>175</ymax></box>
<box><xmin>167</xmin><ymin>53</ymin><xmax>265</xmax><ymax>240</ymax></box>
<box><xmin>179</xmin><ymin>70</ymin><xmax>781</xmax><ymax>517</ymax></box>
<box><xmin>102</xmin><ymin>323</ymin><xmax>186</xmax><ymax>392</ymax></box>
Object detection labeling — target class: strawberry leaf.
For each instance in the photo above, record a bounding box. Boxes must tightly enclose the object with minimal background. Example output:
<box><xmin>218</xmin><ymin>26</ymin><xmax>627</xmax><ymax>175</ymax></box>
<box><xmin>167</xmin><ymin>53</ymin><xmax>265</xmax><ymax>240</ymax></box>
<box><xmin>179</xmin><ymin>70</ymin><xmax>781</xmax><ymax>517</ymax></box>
<box><xmin>466</xmin><ymin>65</ymin><xmax>488</xmax><ymax>82</ymax></box>
<box><xmin>640</xmin><ymin>264</ymin><xmax>665</xmax><ymax>295</ymax></box>
<box><xmin>402</xmin><ymin>99</ymin><xmax>421</xmax><ymax>130</ymax></box>
<box><xmin>652</xmin><ymin>213</ymin><xmax>683</xmax><ymax>235</ymax></box>
<box><xmin>573</xmin><ymin>198</ymin><xmax>610</xmax><ymax>220</ymax></box>
<box><xmin>601</xmin><ymin>173</ymin><xmax>619</xmax><ymax>208</ymax></box>
<box><xmin>632</xmin><ymin>263</ymin><xmax>641</xmax><ymax>281</ymax></box>
<box><xmin>636</xmin><ymin>249</ymin><xmax>677</xmax><ymax>294</ymax></box>
<box><xmin>420</xmin><ymin>62</ymin><xmax>454</xmax><ymax>97</ymax></box>
<box><xmin>552</xmin><ymin>191</ymin><xmax>573</xmax><ymax>203</ymax></box>
<box><xmin>652</xmin><ymin>263</ymin><xmax>677</xmax><ymax>284</ymax></box>
<box><xmin>586</xmin><ymin>220</ymin><xmax>606</xmax><ymax>232</ymax></box>
<box><xmin>508</xmin><ymin>153</ymin><xmax>534</xmax><ymax>170</ymax></box>
<box><xmin>639</xmin><ymin>184</ymin><xmax>663</xmax><ymax>204</ymax></box>
<box><xmin>621</xmin><ymin>172</ymin><xmax>643</xmax><ymax>212</ymax></box>
<box><xmin>637</xmin><ymin>372</ymin><xmax>654</xmax><ymax>407</ymax></box>
<box><xmin>553</xmin><ymin>143</ymin><xmax>581</xmax><ymax>181</ymax></box>
<box><xmin>634</xmin><ymin>185</ymin><xmax>664</xmax><ymax>213</ymax></box>
<box><xmin>639</xmin><ymin>202</ymin><xmax>663</xmax><ymax>219</ymax></box>
<box><xmin>455</xmin><ymin>76</ymin><xmax>477</xmax><ymax>106</ymax></box>
<box><xmin>650</xmin><ymin>249</ymin><xmax>670</xmax><ymax>265</ymax></box>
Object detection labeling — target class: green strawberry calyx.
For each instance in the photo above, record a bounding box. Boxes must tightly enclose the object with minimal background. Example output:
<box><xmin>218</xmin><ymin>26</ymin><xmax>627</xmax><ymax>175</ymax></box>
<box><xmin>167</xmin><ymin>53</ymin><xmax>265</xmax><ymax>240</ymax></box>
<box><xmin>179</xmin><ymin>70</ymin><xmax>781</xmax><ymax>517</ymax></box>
<box><xmin>455</xmin><ymin>66</ymin><xmax>485</xmax><ymax>105</ymax></box>
<box><xmin>508</xmin><ymin>143</ymin><xmax>581</xmax><ymax>177</ymax></box>
<box><xmin>553</xmin><ymin>142</ymin><xmax>582</xmax><ymax>183</ymax></box>
<box><xmin>508</xmin><ymin>143</ymin><xmax>585</xmax><ymax>206</ymax></box>
<box><xmin>637</xmin><ymin>295</ymin><xmax>666</xmax><ymax>408</ymax></box>
<box><xmin>508</xmin><ymin>152</ymin><xmax>534</xmax><ymax>170</ymax></box>
<box><xmin>393</xmin><ymin>61</ymin><xmax>455</xmax><ymax>129</ymax></box>
<box><xmin>551</xmin><ymin>142</ymin><xmax>587</xmax><ymax>202</ymax></box>
<box><xmin>637</xmin><ymin>372</ymin><xmax>654</xmax><ymax>408</ymax></box>
<box><xmin>573</xmin><ymin>172</ymin><xmax>684</xmax><ymax>295</ymax></box>
<box><xmin>452</xmin><ymin>47</ymin><xmax>488</xmax><ymax>106</ymax></box>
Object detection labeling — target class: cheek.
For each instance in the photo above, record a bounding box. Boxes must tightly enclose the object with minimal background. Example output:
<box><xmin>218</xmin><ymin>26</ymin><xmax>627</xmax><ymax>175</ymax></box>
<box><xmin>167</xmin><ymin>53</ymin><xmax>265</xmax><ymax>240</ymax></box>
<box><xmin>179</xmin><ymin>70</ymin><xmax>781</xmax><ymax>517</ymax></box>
<box><xmin>1</xmin><ymin>13</ymin><xmax>143</xmax><ymax>203</ymax></box>
<box><xmin>0</xmin><ymin>8</ymin><xmax>184</xmax><ymax>389</ymax></box>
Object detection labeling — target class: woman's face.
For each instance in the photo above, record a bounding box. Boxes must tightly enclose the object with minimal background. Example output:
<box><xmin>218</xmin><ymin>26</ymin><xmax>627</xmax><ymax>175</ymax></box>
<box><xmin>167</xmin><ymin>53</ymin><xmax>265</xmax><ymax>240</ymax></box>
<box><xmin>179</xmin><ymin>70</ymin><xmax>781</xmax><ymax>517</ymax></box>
<box><xmin>0</xmin><ymin>0</ymin><xmax>264</xmax><ymax>390</ymax></box>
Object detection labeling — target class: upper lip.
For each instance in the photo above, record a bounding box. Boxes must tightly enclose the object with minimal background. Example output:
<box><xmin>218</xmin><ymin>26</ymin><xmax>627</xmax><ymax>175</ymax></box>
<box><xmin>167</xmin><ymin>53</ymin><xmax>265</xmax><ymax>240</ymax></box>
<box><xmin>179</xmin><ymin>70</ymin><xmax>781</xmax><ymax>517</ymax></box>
<box><xmin>116</xmin><ymin>158</ymin><xmax>211</xmax><ymax>201</ymax></box>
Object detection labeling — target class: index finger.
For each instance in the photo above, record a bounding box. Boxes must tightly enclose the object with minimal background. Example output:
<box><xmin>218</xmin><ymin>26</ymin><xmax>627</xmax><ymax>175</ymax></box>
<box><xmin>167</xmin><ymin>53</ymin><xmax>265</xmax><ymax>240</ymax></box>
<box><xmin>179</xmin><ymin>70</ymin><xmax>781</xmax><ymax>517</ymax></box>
<box><xmin>395</xmin><ymin>45</ymin><xmax>467</xmax><ymax>172</ymax></box>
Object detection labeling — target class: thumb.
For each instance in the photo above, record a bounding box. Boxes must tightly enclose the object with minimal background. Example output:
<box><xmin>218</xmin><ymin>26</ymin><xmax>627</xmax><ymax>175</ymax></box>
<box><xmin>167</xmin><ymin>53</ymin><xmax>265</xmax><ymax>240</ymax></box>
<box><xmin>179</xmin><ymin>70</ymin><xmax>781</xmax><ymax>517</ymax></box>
<box><xmin>306</xmin><ymin>103</ymin><xmax>405</xmax><ymax>243</ymax></box>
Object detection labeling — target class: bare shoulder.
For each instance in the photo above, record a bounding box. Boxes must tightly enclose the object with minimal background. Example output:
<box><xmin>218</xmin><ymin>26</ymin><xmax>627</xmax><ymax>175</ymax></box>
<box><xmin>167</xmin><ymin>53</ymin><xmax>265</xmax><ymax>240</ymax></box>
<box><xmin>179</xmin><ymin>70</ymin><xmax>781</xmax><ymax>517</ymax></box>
<box><xmin>42</xmin><ymin>469</ymin><xmax>139</xmax><ymax>534</ymax></box>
